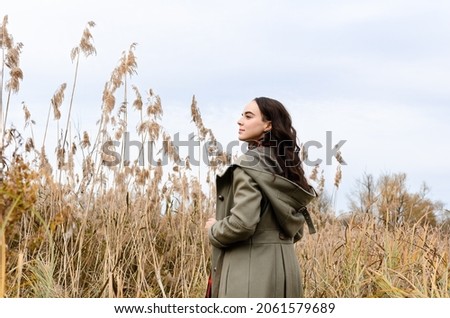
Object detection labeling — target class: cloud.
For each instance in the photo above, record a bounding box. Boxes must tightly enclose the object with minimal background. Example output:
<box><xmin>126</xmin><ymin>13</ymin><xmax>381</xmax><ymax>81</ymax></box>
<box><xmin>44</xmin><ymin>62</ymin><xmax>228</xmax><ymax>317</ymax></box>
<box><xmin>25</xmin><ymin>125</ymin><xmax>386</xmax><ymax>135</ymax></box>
<box><xmin>3</xmin><ymin>0</ymin><xmax>449</xmax><ymax>212</ymax></box>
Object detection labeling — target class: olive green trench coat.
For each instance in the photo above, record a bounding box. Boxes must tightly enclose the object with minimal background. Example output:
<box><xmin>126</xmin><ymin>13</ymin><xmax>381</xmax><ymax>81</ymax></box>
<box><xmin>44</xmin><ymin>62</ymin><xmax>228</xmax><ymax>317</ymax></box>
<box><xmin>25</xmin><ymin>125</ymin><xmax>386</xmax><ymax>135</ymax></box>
<box><xmin>208</xmin><ymin>147</ymin><xmax>317</xmax><ymax>298</ymax></box>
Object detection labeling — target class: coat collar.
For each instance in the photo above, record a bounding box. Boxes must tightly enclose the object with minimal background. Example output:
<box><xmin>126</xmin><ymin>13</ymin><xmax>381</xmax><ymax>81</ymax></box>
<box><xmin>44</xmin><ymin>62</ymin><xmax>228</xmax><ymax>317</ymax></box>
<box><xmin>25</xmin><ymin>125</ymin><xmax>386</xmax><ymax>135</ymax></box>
<box><xmin>216</xmin><ymin>147</ymin><xmax>317</xmax><ymax>236</ymax></box>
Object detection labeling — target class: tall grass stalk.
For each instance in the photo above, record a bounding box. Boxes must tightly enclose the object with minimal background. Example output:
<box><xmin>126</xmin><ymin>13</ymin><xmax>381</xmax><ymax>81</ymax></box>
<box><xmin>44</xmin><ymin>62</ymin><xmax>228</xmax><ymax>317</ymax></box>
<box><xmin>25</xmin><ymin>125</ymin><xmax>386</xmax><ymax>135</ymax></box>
<box><xmin>59</xmin><ymin>22</ymin><xmax>96</xmax><ymax>182</ymax></box>
<box><xmin>0</xmin><ymin>231</ymin><xmax>5</xmax><ymax>297</ymax></box>
<box><xmin>0</xmin><ymin>15</ymin><xmax>8</xmax><ymax>153</ymax></box>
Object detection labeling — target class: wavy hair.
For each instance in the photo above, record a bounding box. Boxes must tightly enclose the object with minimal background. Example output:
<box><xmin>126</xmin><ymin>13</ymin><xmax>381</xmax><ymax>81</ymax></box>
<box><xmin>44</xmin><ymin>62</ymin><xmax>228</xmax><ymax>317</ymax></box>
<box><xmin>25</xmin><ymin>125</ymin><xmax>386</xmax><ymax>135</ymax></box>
<box><xmin>254</xmin><ymin>97</ymin><xmax>309</xmax><ymax>190</ymax></box>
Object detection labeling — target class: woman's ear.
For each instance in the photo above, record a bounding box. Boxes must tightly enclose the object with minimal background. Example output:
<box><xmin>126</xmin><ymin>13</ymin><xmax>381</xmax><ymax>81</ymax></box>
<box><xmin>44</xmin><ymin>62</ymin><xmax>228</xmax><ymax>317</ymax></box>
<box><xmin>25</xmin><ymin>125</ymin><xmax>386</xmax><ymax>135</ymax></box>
<box><xmin>264</xmin><ymin>121</ymin><xmax>272</xmax><ymax>132</ymax></box>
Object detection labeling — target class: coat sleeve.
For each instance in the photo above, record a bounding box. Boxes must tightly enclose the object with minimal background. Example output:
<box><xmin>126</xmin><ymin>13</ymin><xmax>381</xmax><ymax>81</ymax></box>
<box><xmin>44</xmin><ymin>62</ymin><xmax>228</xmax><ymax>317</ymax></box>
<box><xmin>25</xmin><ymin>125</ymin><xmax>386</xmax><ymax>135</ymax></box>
<box><xmin>209</xmin><ymin>167</ymin><xmax>261</xmax><ymax>248</ymax></box>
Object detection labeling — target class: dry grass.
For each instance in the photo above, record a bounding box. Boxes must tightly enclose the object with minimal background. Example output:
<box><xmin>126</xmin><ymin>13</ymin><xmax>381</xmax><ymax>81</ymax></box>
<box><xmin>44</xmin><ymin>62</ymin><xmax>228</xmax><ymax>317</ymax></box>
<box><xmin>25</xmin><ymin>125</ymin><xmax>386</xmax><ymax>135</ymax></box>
<box><xmin>1</xmin><ymin>17</ymin><xmax>449</xmax><ymax>298</ymax></box>
<box><xmin>300</xmin><ymin>213</ymin><xmax>450</xmax><ymax>297</ymax></box>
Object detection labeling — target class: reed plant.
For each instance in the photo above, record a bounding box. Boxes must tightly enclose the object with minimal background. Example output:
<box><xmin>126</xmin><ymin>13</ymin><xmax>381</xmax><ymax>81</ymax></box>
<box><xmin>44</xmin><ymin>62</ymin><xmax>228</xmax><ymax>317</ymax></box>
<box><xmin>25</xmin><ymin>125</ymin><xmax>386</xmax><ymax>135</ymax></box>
<box><xmin>300</xmin><ymin>213</ymin><xmax>450</xmax><ymax>297</ymax></box>
<box><xmin>0</xmin><ymin>16</ymin><xmax>448</xmax><ymax>298</ymax></box>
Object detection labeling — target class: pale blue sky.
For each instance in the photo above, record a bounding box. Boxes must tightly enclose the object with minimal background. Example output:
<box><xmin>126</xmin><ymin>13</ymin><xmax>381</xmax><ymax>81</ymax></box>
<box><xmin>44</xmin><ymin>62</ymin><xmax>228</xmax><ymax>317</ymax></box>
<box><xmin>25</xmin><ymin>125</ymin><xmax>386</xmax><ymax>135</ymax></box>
<box><xmin>3</xmin><ymin>0</ymin><xmax>450</xmax><ymax>212</ymax></box>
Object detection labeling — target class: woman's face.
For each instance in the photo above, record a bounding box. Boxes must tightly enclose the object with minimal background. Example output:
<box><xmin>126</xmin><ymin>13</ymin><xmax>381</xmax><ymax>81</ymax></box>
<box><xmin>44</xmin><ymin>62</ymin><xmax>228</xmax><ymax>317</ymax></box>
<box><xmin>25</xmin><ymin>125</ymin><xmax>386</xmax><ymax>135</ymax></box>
<box><xmin>237</xmin><ymin>100</ymin><xmax>271</xmax><ymax>142</ymax></box>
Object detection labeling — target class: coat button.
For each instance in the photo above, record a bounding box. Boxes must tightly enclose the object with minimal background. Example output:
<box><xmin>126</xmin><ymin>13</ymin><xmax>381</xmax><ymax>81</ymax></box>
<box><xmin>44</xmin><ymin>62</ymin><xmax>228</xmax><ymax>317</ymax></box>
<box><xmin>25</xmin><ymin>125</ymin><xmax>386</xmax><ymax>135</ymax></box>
<box><xmin>213</xmin><ymin>267</ymin><xmax>217</xmax><ymax>272</ymax></box>
<box><xmin>218</xmin><ymin>195</ymin><xmax>224</xmax><ymax>201</ymax></box>
<box><xmin>279</xmin><ymin>232</ymin><xmax>288</xmax><ymax>240</ymax></box>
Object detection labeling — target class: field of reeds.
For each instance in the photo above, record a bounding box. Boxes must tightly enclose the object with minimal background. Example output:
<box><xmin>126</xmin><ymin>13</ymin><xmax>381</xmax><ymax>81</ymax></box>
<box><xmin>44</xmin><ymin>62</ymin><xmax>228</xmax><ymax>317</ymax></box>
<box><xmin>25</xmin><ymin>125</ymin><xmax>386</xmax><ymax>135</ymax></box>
<box><xmin>1</xmin><ymin>17</ymin><xmax>449</xmax><ymax>298</ymax></box>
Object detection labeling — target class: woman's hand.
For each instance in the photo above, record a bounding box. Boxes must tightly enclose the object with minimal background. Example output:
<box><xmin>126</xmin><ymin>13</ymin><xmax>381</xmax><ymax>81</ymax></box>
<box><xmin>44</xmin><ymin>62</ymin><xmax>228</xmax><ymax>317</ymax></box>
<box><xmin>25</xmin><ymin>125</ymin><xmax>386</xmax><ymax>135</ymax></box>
<box><xmin>205</xmin><ymin>217</ymin><xmax>217</xmax><ymax>230</ymax></box>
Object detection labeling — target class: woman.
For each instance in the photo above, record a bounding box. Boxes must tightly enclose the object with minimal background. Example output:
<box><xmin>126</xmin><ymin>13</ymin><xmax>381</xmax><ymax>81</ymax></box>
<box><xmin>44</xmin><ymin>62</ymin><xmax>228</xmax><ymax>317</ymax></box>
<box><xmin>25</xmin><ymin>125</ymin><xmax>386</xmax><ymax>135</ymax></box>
<box><xmin>205</xmin><ymin>97</ymin><xmax>317</xmax><ymax>298</ymax></box>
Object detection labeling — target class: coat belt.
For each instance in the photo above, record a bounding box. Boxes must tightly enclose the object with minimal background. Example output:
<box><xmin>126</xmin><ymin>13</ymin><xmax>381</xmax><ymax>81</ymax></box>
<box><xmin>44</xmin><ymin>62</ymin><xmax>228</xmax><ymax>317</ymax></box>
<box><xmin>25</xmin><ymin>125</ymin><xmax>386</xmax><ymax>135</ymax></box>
<box><xmin>240</xmin><ymin>230</ymin><xmax>294</xmax><ymax>245</ymax></box>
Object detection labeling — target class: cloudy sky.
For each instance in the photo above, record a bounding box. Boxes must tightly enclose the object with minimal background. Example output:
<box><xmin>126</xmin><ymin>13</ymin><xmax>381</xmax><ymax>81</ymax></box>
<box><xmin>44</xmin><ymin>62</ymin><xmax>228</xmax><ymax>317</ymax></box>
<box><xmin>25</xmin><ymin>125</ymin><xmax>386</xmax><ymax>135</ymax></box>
<box><xmin>3</xmin><ymin>0</ymin><xmax>450</xmax><ymax>212</ymax></box>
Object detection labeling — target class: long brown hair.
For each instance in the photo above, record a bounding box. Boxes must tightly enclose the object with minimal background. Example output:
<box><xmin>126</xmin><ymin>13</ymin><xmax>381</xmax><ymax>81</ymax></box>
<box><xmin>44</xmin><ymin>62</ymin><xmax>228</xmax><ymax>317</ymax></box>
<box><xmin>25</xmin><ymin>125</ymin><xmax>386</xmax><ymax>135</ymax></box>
<box><xmin>254</xmin><ymin>97</ymin><xmax>309</xmax><ymax>190</ymax></box>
